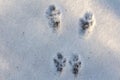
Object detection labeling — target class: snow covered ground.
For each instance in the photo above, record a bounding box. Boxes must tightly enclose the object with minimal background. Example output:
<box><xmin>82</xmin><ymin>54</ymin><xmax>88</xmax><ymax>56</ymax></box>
<box><xmin>0</xmin><ymin>0</ymin><xmax>120</xmax><ymax>80</ymax></box>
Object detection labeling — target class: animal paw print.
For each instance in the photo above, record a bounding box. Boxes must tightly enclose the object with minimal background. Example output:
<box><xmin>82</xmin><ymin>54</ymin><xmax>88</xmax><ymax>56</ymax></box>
<box><xmin>80</xmin><ymin>12</ymin><xmax>95</xmax><ymax>34</ymax></box>
<box><xmin>53</xmin><ymin>53</ymin><xmax>66</xmax><ymax>74</ymax></box>
<box><xmin>46</xmin><ymin>5</ymin><xmax>61</xmax><ymax>32</ymax></box>
<box><xmin>69</xmin><ymin>54</ymin><xmax>81</xmax><ymax>77</ymax></box>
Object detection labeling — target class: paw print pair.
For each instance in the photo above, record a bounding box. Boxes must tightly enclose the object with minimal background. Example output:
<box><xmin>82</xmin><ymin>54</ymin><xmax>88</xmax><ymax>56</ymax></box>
<box><xmin>46</xmin><ymin>4</ymin><xmax>95</xmax><ymax>35</ymax></box>
<box><xmin>53</xmin><ymin>53</ymin><xmax>81</xmax><ymax>77</ymax></box>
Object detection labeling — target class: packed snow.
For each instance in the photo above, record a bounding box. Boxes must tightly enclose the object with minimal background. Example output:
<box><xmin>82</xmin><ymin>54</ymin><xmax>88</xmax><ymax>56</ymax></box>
<box><xmin>0</xmin><ymin>0</ymin><xmax>120</xmax><ymax>80</ymax></box>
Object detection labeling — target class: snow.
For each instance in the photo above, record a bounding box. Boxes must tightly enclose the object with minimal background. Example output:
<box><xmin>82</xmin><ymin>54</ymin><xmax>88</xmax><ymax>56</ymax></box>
<box><xmin>0</xmin><ymin>0</ymin><xmax>120</xmax><ymax>80</ymax></box>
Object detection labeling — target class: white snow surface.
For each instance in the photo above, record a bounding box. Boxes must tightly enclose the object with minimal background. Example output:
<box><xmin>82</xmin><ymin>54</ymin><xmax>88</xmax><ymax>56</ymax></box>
<box><xmin>0</xmin><ymin>0</ymin><xmax>120</xmax><ymax>80</ymax></box>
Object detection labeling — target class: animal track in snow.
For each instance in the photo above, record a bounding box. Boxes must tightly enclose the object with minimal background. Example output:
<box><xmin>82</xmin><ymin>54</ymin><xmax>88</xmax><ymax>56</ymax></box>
<box><xmin>53</xmin><ymin>53</ymin><xmax>66</xmax><ymax>74</ymax></box>
<box><xmin>79</xmin><ymin>12</ymin><xmax>95</xmax><ymax>38</ymax></box>
<box><xmin>46</xmin><ymin>5</ymin><xmax>62</xmax><ymax>32</ymax></box>
<box><xmin>69</xmin><ymin>54</ymin><xmax>81</xmax><ymax>77</ymax></box>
